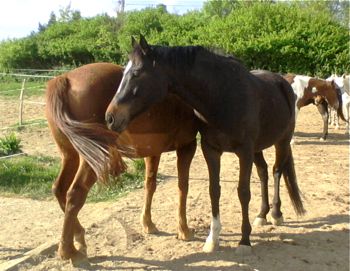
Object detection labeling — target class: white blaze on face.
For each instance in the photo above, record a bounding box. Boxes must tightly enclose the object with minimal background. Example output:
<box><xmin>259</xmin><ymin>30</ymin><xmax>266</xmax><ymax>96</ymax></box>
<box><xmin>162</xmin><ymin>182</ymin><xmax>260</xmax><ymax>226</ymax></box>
<box><xmin>116</xmin><ymin>61</ymin><xmax>133</xmax><ymax>94</ymax></box>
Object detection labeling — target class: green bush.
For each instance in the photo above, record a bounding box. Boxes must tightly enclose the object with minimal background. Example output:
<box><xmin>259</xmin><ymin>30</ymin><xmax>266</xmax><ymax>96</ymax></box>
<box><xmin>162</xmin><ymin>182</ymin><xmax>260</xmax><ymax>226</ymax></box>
<box><xmin>0</xmin><ymin>1</ymin><xmax>348</xmax><ymax>76</ymax></box>
<box><xmin>0</xmin><ymin>133</ymin><xmax>22</xmax><ymax>156</ymax></box>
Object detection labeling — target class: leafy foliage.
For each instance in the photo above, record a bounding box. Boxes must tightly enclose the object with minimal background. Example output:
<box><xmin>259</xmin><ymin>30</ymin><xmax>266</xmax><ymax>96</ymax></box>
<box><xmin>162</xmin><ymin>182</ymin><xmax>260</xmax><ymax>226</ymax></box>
<box><xmin>0</xmin><ymin>133</ymin><xmax>22</xmax><ymax>156</ymax></box>
<box><xmin>0</xmin><ymin>1</ymin><xmax>348</xmax><ymax>77</ymax></box>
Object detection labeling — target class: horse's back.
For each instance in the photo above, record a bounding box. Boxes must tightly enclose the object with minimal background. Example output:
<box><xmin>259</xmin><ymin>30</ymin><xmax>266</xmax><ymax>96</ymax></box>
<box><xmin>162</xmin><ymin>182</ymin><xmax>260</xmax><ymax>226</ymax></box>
<box><xmin>250</xmin><ymin>70</ymin><xmax>296</xmax><ymax>148</ymax></box>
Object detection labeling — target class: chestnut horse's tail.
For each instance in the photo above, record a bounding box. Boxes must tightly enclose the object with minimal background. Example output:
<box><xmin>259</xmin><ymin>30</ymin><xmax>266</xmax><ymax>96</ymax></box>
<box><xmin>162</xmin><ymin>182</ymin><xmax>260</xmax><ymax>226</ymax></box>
<box><xmin>336</xmin><ymin>86</ymin><xmax>347</xmax><ymax>122</ymax></box>
<box><xmin>282</xmin><ymin>145</ymin><xmax>306</xmax><ymax>216</ymax></box>
<box><xmin>45</xmin><ymin>76</ymin><xmax>127</xmax><ymax>183</ymax></box>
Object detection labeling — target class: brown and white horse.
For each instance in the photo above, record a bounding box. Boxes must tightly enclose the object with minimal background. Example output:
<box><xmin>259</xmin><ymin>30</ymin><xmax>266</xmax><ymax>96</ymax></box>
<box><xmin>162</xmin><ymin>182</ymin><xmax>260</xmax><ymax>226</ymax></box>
<box><xmin>286</xmin><ymin>74</ymin><xmax>345</xmax><ymax>141</ymax></box>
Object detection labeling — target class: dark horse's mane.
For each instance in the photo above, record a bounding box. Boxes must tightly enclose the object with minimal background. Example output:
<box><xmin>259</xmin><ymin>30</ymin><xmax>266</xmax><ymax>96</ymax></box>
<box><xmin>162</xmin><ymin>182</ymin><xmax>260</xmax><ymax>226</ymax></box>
<box><xmin>150</xmin><ymin>45</ymin><xmax>205</xmax><ymax>69</ymax></box>
<box><xmin>148</xmin><ymin>45</ymin><xmax>243</xmax><ymax>70</ymax></box>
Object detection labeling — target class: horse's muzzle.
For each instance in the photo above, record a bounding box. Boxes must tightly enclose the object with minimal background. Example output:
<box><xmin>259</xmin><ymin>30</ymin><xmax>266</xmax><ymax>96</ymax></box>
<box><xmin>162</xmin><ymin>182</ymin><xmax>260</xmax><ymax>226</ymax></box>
<box><xmin>105</xmin><ymin>112</ymin><xmax>128</xmax><ymax>133</ymax></box>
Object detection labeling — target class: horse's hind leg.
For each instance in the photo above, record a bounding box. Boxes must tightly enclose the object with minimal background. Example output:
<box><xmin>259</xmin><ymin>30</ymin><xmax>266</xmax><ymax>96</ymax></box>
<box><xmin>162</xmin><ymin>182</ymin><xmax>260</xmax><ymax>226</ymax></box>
<box><xmin>176</xmin><ymin>139</ymin><xmax>197</xmax><ymax>240</ymax></box>
<box><xmin>58</xmin><ymin>158</ymin><xmax>96</xmax><ymax>264</ymax></box>
<box><xmin>271</xmin><ymin>141</ymin><xmax>292</xmax><ymax>226</ymax></box>
<box><xmin>141</xmin><ymin>156</ymin><xmax>160</xmax><ymax>234</ymax></box>
<box><xmin>253</xmin><ymin>151</ymin><xmax>269</xmax><ymax>226</ymax></box>
<box><xmin>50</xmin><ymin>129</ymin><xmax>88</xmax><ymax>255</ymax></box>
<box><xmin>317</xmin><ymin>102</ymin><xmax>329</xmax><ymax>141</ymax></box>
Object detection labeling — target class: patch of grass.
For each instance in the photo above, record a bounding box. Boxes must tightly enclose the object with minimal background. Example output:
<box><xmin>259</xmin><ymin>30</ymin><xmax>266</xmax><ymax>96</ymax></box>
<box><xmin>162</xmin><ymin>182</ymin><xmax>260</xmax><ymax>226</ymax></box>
<box><xmin>88</xmin><ymin>159</ymin><xmax>145</xmax><ymax>202</ymax></box>
<box><xmin>6</xmin><ymin>119</ymin><xmax>48</xmax><ymax>132</ymax></box>
<box><xmin>0</xmin><ymin>156</ymin><xmax>146</xmax><ymax>202</ymax></box>
<box><xmin>0</xmin><ymin>133</ymin><xmax>22</xmax><ymax>156</ymax></box>
<box><xmin>0</xmin><ymin>155</ymin><xmax>59</xmax><ymax>199</ymax></box>
<box><xmin>0</xmin><ymin>80</ymin><xmax>46</xmax><ymax>98</ymax></box>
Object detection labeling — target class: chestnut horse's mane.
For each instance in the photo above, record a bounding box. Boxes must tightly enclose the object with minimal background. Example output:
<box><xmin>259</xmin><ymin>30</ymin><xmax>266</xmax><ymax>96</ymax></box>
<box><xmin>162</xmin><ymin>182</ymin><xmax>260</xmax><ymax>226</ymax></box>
<box><xmin>46</xmin><ymin>76</ymin><xmax>127</xmax><ymax>183</ymax></box>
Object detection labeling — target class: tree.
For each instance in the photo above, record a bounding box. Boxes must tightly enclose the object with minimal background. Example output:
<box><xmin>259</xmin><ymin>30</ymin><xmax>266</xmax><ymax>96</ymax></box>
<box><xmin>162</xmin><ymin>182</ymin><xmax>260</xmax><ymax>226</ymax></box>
<box><xmin>203</xmin><ymin>0</ymin><xmax>239</xmax><ymax>18</ymax></box>
<box><xmin>58</xmin><ymin>3</ymin><xmax>81</xmax><ymax>22</ymax></box>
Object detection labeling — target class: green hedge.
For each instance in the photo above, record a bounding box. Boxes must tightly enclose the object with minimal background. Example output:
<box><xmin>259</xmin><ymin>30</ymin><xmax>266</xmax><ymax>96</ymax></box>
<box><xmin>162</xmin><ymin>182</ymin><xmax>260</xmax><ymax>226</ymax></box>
<box><xmin>0</xmin><ymin>2</ymin><xmax>348</xmax><ymax>77</ymax></box>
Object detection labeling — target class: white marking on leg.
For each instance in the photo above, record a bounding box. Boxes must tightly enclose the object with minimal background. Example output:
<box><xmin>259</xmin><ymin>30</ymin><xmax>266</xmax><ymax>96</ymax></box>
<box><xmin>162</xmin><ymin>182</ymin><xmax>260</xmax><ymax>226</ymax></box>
<box><xmin>203</xmin><ymin>215</ymin><xmax>221</xmax><ymax>252</ymax></box>
<box><xmin>116</xmin><ymin>61</ymin><xmax>132</xmax><ymax>94</ymax></box>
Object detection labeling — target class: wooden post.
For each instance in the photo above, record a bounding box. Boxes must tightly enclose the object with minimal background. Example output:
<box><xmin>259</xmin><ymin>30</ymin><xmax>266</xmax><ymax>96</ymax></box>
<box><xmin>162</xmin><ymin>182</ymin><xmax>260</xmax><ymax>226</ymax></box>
<box><xmin>18</xmin><ymin>78</ymin><xmax>26</xmax><ymax>126</ymax></box>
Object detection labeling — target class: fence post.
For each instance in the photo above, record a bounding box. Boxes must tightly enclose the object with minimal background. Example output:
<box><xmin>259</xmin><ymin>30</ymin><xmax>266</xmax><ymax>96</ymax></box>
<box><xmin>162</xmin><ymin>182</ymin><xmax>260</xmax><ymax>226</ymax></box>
<box><xmin>18</xmin><ymin>78</ymin><xmax>26</xmax><ymax>126</ymax></box>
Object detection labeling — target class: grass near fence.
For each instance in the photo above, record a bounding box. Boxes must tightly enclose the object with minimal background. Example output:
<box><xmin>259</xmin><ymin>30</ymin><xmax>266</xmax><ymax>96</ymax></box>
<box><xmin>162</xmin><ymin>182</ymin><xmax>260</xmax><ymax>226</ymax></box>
<box><xmin>0</xmin><ymin>81</ymin><xmax>45</xmax><ymax>98</ymax></box>
<box><xmin>0</xmin><ymin>155</ymin><xmax>146</xmax><ymax>202</ymax></box>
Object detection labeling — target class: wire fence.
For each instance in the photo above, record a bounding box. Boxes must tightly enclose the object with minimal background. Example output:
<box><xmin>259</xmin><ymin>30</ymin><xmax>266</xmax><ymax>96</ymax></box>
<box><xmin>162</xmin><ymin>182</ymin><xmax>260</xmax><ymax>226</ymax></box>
<box><xmin>0</xmin><ymin>69</ymin><xmax>69</xmax><ymax>131</ymax></box>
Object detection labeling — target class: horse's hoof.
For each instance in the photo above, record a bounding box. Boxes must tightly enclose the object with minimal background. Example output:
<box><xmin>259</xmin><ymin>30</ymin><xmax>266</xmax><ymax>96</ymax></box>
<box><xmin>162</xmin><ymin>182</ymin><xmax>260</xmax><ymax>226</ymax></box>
<box><xmin>271</xmin><ymin>215</ymin><xmax>284</xmax><ymax>226</ymax></box>
<box><xmin>253</xmin><ymin>217</ymin><xmax>268</xmax><ymax>226</ymax></box>
<box><xmin>76</xmin><ymin>245</ymin><xmax>87</xmax><ymax>256</ymax></box>
<box><xmin>177</xmin><ymin>228</ymin><xmax>195</xmax><ymax>241</ymax></box>
<box><xmin>203</xmin><ymin>240</ymin><xmax>219</xmax><ymax>253</ymax></box>
<box><xmin>320</xmin><ymin>137</ymin><xmax>325</xmax><ymax>141</ymax></box>
<box><xmin>143</xmin><ymin>223</ymin><xmax>159</xmax><ymax>234</ymax></box>
<box><xmin>70</xmin><ymin>252</ymin><xmax>90</xmax><ymax>268</ymax></box>
<box><xmin>235</xmin><ymin>245</ymin><xmax>252</xmax><ymax>256</ymax></box>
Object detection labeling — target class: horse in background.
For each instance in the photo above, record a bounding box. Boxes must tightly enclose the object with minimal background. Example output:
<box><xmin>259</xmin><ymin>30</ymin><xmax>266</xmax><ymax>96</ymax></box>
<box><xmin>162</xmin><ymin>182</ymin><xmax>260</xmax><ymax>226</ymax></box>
<box><xmin>106</xmin><ymin>36</ymin><xmax>305</xmax><ymax>255</ymax></box>
<box><xmin>45</xmin><ymin>63</ymin><xmax>198</xmax><ymax>264</ymax></box>
<box><xmin>286</xmin><ymin>74</ymin><xmax>345</xmax><ymax>141</ymax></box>
<box><xmin>326</xmin><ymin>74</ymin><xmax>350</xmax><ymax>133</ymax></box>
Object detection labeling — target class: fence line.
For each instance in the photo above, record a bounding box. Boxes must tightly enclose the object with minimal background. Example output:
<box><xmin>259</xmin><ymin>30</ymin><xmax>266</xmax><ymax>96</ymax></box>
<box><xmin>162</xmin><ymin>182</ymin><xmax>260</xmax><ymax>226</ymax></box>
<box><xmin>0</xmin><ymin>73</ymin><xmax>54</xmax><ymax>79</ymax></box>
<box><xmin>13</xmin><ymin>68</ymin><xmax>69</xmax><ymax>72</ymax></box>
<box><xmin>1</xmin><ymin>73</ymin><xmax>52</xmax><ymax>128</ymax></box>
<box><xmin>0</xmin><ymin>152</ymin><xmax>25</xmax><ymax>160</ymax></box>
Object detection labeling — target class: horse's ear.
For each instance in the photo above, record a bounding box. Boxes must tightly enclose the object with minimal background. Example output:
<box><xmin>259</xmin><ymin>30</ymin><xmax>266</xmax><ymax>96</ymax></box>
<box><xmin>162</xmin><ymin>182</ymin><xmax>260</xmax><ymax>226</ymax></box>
<box><xmin>131</xmin><ymin>36</ymin><xmax>138</xmax><ymax>48</ymax></box>
<box><xmin>343</xmin><ymin>74</ymin><xmax>346</xmax><ymax>79</ymax></box>
<box><xmin>139</xmin><ymin>34</ymin><xmax>150</xmax><ymax>56</ymax></box>
<box><xmin>331</xmin><ymin>80</ymin><xmax>335</xmax><ymax>87</ymax></box>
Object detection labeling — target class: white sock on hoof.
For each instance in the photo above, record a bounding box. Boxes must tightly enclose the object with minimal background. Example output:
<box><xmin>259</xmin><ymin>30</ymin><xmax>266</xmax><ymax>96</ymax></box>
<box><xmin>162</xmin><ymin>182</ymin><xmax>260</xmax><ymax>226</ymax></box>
<box><xmin>203</xmin><ymin>215</ymin><xmax>221</xmax><ymax>253</ymax></box>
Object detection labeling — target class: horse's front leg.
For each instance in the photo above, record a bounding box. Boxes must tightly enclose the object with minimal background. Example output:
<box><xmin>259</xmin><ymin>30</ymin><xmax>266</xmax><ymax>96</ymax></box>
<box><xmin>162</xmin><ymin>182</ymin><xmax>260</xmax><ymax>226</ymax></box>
<box><xmin>59</xmin><ymin>159</ymin><xmax>95</xmax><ymax>266</ymax></box>
<box><xmin>176</xmin><ymin>140</ymin><xmax>197</xmax><ymax>240</ymax></box>
<box><xmin>141</xmin><ymin>156</ymin><xmax>160</xmax><ymax>234</ymax></box>
<box><xmin>317</xmin><ymin>102</ymin><xmax>329</xmax><ymax>141</ymax></box>
<box><xmin>236</xmin><ymin>144</ymin><xmax>254</xmax><ymax>255</ymax></box>
<box><xmin>201</xmin><ymin>140</ymin><xmax>222</xmax><ymax>253</ymax></box>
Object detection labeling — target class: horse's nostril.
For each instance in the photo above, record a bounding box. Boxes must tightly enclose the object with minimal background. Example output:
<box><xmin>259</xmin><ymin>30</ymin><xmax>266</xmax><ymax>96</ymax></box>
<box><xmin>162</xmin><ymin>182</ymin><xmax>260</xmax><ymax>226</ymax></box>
<box><xmin>106</xmin><ymin>113</ymin><xmax>115</xmax><ymax>126</ymax></box>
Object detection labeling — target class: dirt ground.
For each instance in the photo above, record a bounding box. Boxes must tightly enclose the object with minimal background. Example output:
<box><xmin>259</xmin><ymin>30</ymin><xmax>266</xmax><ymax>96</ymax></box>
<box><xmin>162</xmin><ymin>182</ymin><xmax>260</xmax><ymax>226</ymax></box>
<box><xmin>0</xmin><ymin>98</ymin><xmax>349</xmax><ymax>271</ymax></box>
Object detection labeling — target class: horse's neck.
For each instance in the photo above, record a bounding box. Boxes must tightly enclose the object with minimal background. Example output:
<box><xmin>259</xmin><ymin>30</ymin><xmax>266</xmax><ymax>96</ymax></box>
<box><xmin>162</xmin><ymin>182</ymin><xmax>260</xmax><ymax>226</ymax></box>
<box><xmin>168</xmin><ymin>61</ymin><xmax>249</xmax><ymax>130</ymax></box>
<box><xmin>292</xmin><ymin>76</ymin><xmax>311</xmax><ymax>98</ymax></box>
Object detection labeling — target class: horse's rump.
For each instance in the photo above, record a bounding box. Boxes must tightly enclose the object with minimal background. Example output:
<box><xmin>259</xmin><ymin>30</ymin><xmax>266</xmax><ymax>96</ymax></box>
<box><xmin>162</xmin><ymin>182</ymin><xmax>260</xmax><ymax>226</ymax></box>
<box><xmin>45</xmin><ymin>75</ymin><xmax>126</xmax><ymax>182</ymax></box>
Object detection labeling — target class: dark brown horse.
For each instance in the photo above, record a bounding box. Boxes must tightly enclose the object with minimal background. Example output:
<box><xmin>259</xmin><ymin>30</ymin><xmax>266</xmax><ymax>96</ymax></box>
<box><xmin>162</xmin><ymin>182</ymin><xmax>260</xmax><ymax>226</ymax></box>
<box><xmin>45</xmin><ymin>63</ymin><xmax>198</xmax><ymax>263</ymax></box>
<box><xmin>105</xmin><ymin>36</ymin><xmax>305</xmax><ymax>255</ymax></box>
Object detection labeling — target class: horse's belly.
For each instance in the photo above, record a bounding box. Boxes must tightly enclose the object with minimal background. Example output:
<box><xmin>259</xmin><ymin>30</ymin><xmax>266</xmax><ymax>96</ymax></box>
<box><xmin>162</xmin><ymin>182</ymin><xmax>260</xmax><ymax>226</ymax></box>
<box><xmin>117</xmin><ymin>133</ymin><xmax>176</xmax><ymax>157</ymax></box>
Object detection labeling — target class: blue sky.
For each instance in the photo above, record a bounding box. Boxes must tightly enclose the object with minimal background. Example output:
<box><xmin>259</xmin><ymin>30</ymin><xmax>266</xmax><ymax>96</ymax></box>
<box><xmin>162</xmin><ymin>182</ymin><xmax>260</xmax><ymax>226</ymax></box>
<box><xmin>0</xmin><ymin>0</ymin><xmax>205</xmax><ymax>41</ymax></box>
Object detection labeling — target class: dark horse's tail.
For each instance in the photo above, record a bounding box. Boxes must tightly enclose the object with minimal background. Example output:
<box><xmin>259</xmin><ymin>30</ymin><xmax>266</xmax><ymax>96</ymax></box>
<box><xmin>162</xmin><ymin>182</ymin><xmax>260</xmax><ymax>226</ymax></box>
<box><xmin>283</xmin><ymin>145</ymin><xmax>306</xmax><ymax>216</ymax></box>
<box><xmin>45</xmin><ymin>76</ymin><xmax>126</xmax><ymax>183</ymax></box>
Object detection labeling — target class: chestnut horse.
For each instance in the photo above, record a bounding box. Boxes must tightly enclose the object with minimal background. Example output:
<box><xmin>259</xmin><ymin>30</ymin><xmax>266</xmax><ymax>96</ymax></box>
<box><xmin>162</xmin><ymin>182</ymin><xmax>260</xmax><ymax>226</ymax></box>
<box><xmin>105</xmin><ymin>36</ymin><xmax>305</xmax><ymax>255</ymax></box>
<box><xmin>45</xmin><ymin>63</ymin><xmax>198</xmax><ymax>263</ymax></box>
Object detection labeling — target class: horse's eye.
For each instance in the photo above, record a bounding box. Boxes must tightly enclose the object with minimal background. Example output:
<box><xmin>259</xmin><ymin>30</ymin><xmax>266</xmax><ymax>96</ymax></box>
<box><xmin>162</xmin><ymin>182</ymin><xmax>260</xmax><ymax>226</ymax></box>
<box><xmin>133</xmin><ymin>70</ymin><xmax>140</xmax><ymax>77</ymax></box>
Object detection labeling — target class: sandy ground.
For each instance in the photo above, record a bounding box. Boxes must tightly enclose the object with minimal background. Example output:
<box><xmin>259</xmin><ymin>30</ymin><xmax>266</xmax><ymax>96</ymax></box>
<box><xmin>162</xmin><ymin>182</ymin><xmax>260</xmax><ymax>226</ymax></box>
<box><xmin>0</xmin><ymin>97</ymin><xmax>349</xmax><ymax>271</ymax></box>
